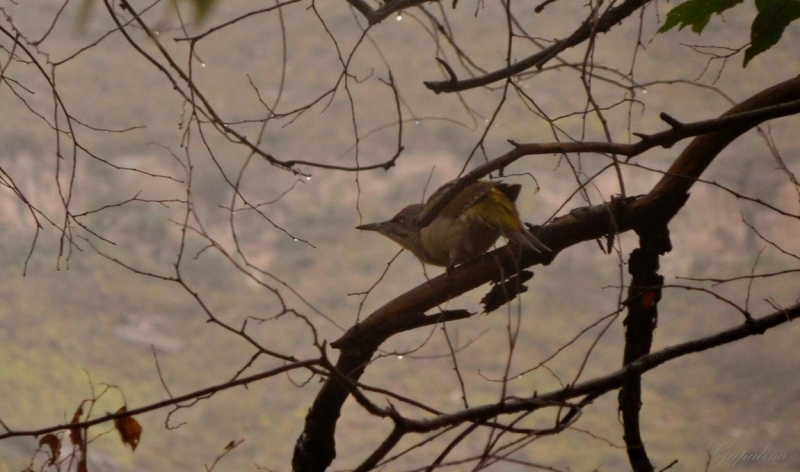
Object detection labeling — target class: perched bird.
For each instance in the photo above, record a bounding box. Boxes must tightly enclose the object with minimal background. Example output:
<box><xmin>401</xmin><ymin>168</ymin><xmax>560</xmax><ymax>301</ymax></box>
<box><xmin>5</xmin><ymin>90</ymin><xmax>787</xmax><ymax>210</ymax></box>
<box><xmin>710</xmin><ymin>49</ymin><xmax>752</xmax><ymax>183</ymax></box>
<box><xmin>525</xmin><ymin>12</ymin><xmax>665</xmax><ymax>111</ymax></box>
<box><xmin>357</xmin><ymin>179</ymin><xmax>550</xmax><ymax>270</ymax></box>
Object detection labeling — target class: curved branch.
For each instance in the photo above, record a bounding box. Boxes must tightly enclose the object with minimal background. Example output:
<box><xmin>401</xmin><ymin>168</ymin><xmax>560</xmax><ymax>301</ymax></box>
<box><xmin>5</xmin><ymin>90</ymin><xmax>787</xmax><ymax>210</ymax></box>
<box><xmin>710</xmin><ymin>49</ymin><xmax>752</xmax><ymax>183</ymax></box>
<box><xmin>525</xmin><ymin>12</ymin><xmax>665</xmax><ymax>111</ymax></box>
<box><xmin>292</xmin><ymin>75</ymin><xmax>800</xmax><ymax>472</ymax></box>
<box><xmin>416</xmin><ymin>95</ymin><xmax>800</xmax><ymax>228</ymax></box>
<box><xmin>424</xmin><ymin>0</ymin><xmax>650</xmax><ymax>93</ymax></box>
<box><xmin>634</xmin><ymin>76</ymin><xmax>800</xmax><ymax>212</ymax></box>
<box><xmin>332</xmin><ymin>302</ymin><xmax>800</xmax><ymax>471</ymax></box>
<box><xmin>108</xmin><ymin>0</ymin><xmax>401</xmax><ymax>175</ymax></box>
<box><xmin>0</xmin><ymin>359</ymin><xmax>321</xmax><ymax>440</ymax></box>
<box><xmin>378</xmin><ymin>301</ymin><xmax>800</xmax><ymax>428</ymax></box>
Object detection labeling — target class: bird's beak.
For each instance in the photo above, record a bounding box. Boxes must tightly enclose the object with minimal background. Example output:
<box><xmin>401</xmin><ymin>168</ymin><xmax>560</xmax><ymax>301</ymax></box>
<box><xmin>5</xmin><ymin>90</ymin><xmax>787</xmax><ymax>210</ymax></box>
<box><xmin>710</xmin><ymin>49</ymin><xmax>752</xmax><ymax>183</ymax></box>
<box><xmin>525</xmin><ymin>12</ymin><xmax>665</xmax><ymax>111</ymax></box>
<box><xmin>356</xmin><ymin>221</ymin><xmax>385</xmax><ymax>231</ymax></box>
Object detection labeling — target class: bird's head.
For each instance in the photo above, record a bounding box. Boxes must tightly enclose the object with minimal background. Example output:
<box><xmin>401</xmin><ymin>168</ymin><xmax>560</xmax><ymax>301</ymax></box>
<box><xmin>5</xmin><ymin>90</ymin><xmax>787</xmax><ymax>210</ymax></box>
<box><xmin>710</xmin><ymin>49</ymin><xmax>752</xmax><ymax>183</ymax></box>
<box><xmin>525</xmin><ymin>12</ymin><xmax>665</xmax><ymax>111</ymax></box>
<box><xmin>356</xmin><ymin>203</ymin><xmax>425</xmax><ymax>253</ymax></box>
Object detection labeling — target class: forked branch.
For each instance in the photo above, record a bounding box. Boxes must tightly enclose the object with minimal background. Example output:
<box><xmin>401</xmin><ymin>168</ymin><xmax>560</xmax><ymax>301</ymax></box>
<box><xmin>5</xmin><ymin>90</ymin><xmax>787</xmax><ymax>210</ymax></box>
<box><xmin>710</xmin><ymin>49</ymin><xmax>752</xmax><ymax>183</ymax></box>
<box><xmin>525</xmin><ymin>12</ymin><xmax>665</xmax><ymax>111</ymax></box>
<box><xmin>292</xmin><ymin>76</ymin><xmax>800</xmax><ymax>472</ymax></box>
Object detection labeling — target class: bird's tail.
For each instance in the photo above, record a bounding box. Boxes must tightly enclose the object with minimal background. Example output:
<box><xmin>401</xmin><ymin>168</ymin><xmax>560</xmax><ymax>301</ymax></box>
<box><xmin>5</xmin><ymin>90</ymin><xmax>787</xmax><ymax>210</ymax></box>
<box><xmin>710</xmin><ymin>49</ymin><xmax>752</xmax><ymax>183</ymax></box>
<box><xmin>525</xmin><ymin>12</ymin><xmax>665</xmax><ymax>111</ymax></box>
<box><xmin>506</xmin><ymin>227</ymin><xmax>551</xmax><ymax>253</ymax></box>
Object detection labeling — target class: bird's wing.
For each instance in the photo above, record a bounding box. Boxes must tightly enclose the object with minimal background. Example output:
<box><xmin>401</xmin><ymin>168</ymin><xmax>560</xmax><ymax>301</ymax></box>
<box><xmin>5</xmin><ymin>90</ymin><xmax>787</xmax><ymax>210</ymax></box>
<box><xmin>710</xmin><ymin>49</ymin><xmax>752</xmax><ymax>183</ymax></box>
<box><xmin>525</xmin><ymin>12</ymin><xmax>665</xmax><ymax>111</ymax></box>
<box><xmin>428</xmin><ymin>180</ymin><xmax>494</xmax><ymax>219</ymax></box>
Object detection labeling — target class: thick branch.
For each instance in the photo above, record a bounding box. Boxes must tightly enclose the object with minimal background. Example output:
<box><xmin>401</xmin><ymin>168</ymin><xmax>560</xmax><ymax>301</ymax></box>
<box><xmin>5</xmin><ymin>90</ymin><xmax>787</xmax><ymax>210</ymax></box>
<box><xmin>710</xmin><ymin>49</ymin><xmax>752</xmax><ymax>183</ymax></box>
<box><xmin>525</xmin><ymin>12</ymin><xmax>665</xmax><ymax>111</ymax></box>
<box><xmin>416</xmin><ymin>96</ymin><xmax>800</xmax><ymax>228</ymax></box>
<box><xmin>343</xmin><ymin>0</ymin><xmax>374</xmax><ymax>19</ymax></box>
<box><xmin>619</xmin><ymin>233</ymin><xmax>667</xmax><ymax>472</ymax></box>
<box><xmin>292</xmin><ymin>76</ymin><xmax>800</xmax><ymax>472</ymax></box>
<box><xmin>335</xmin><ymin>198</ymin><xmax>636</xmax><ymax>350</ymax></box>
<box><xmin>311</xmin><ymin>303</ymin><xmax>800</xmax><ymax>472</ymax></box>
<box><xmin>382</xmin><ymin>301</ymin><xmax>800</xmax><ymax>430</ymax></box>
<box><xmin>634</xmin><ymin>76</ymin><xmax>800</xmax><ymax>212</ymax></box>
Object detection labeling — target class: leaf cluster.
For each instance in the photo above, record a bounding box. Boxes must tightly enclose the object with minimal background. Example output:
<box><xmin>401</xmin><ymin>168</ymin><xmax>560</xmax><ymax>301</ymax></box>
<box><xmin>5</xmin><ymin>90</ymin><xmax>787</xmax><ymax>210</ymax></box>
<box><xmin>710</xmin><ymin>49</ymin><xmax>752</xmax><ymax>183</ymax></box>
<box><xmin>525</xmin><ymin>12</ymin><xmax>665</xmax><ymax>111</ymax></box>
<box><xmin>659</xmin><ymin>0</ymin><xmax>800</xmax><ymax>65</ymax></box>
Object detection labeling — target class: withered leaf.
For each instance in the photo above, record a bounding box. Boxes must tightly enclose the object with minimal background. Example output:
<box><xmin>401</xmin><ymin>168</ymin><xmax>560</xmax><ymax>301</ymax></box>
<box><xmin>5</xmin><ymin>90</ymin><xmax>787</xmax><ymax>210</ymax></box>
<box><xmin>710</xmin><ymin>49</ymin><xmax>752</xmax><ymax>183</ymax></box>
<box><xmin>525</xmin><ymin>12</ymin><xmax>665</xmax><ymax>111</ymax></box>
<box><xmin>113</xmin><ymin>406</ymin><xmax>142</xmax><ymax>451</ymax></box>
<box><xmin>69</xmin><ymin>404</ymin><xmax>85</xmax><ymax>448</ymax></box>
<box><xmin>38</xmin><ymin>434</ymin><xmax>61</xmax><ymax>465</ymax></box>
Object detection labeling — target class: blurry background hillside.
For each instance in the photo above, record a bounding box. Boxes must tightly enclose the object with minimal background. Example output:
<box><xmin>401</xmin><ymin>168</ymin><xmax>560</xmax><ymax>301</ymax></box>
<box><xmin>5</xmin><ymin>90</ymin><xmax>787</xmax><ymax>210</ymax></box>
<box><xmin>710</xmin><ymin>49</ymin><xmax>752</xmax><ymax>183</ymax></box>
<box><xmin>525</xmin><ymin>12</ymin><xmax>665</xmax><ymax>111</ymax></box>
<box><xmin>1</xmin><ymin>0</ymin><xmax>799</xmax><ymax>470</ymax></box>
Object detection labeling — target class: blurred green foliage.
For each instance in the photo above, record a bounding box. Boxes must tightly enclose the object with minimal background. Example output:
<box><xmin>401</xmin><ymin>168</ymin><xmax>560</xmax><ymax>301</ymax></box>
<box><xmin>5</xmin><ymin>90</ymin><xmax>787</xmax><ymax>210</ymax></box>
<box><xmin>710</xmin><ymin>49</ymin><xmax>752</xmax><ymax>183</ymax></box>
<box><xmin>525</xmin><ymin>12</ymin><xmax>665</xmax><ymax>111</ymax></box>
<box><xmin>659</xmin><ymin>0</ymin><xmax>800</xmax><ymax>66</ymax></box>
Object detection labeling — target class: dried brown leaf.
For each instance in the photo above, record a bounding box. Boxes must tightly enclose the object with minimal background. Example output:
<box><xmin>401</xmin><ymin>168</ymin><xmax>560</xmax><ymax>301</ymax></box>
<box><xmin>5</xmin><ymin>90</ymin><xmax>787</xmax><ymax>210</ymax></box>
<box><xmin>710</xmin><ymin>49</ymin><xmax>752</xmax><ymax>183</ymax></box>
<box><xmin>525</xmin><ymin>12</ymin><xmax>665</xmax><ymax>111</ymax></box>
<box><xmin>69</xmin><ymin>404</ymin><xmax>84</xmax><ymax>448</ymax></box>
<box><xmin>113</xmin><ymin>406</ymin><xmax>142</xmax><ymax>451</ymax></box>
<box><xmin>38</xmin><ymin>433</ymin><xmax>61</xmax><ymax>465</ymax></box>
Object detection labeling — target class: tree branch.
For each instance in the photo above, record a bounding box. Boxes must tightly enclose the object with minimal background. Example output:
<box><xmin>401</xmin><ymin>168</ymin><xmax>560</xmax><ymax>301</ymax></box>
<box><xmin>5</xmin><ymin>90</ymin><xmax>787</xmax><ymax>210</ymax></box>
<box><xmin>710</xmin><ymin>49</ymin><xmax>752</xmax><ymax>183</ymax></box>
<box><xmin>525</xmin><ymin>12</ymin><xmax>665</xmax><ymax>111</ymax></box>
<box><xmin>619</xmin><ymin>232</ymin><xmax>668</xmax><ymax>472</ymax></box>
<box><xmin>416</xmin><ymin>95</ymin><xmax>800</xmax><ymax>228</ymax></box>
<box><xmin>306</xmin><ymin>301</ymin><xmax>800</xmax><ymax>471</ymax></box>
<box><xmin>0</xmin><ymin>359</ymin><xmax>321</xmax><ymax>441</ymax></box>
<box><xmin>424</xmin><ymin>0</ymin><xmax>650</xmax><ymax>93</ymax></box>
<box><xmin>292</xmin><ymin>75</ymin><xmax>800</xmax><ymax>472</ymax></box>
<box><xmin>362</xmin><ymin>301</ymin><xmax>800</xmax><ymax>431</ymax></box>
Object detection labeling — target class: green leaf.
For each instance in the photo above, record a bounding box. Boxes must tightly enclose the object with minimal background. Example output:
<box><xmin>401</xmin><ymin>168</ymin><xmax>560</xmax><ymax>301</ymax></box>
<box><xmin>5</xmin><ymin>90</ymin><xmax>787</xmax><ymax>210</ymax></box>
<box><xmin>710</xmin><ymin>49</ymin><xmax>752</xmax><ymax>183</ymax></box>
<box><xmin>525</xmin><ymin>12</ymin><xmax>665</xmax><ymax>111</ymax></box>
<box><xmin>658</xmin><ymin>0</ymin><xmax>746</xmax><ymax>34</ymax></box>
<box><xmin>743</xmin><ymin>0</ymin><xmax>800</xmax><ymax>66</ymax></box>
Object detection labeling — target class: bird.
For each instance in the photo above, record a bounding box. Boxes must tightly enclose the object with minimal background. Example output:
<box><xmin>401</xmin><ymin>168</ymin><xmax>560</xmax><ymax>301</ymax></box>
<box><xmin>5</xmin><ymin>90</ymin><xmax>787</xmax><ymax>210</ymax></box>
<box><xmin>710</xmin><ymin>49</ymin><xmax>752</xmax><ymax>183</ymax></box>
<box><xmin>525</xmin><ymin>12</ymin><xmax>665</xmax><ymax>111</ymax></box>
<box><xmin>356</xmin><ymin>179</ymin><xmax>550</xmax><ymax>270</ymax></box>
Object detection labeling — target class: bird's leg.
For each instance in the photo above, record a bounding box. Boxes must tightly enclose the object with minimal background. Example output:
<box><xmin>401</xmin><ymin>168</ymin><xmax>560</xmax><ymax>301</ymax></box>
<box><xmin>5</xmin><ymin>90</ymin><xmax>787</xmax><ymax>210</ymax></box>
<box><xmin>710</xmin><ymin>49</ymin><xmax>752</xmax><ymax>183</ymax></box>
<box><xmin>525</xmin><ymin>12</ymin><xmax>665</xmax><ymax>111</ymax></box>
<box><xmin>445</xmin><ymin>247</ymin><xmax>463</xmax><ymax>278</ymax></box>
